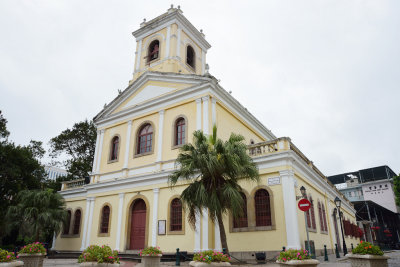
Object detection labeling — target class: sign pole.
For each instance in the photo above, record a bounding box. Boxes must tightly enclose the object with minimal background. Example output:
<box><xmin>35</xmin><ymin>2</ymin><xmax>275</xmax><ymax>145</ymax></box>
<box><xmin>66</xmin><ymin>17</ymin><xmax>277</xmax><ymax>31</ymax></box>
<box><xmin>298</xmin><ymin>198</ymin><xmax>312</xmax><ymax>257</ymax></box>
<box><xmin>304</xmin><ymin>212</ymin><xmax>311</xmax><ymax>256</ymax></box>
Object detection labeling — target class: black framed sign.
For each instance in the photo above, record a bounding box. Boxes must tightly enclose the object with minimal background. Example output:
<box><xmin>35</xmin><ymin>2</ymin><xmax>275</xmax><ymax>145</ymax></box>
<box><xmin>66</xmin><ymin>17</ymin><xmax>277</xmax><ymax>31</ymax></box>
<box><xmin>158</xmin><ymin>220</ymin><xmax>166</xmax><ymax>235</ymax></box>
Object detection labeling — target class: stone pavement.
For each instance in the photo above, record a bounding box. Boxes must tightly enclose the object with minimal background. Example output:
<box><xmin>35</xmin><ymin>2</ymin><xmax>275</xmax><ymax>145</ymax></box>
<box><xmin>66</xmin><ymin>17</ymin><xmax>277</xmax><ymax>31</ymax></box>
<box><xmin>43</xmin><ymin>250</ymin><xmax>400</xmax><ymax>267</ymax></box>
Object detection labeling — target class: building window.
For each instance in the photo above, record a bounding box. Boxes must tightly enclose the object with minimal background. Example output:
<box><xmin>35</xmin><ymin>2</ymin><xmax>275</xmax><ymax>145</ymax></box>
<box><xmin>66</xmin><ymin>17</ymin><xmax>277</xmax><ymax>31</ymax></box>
<box><xmin>170</xmin><ymin>198</ymin><xmax>182</xmax><ymax>231</ymax></box>
<box><xmin>63</xmin><ymin>210</ymin><xmax>71</xmax><ymax>235</ymax></box>
<box><xmin>137</xmin><ymin>124</ymin><xmax>153</xmax><ymax>154</ymax></box>
<box><xmin>100</xmin><ymin>205</ymin><xmax>111</xmax><ymax>234</ymax></box>
<box><xmin>306</xmin><ymin>196</ymin><xmax>316</xmax><ymax>230</ymax></box>
<box><xmin>233</xmin><ymin>193</ymin><xmax>248</xmax><ymax>228</ymax></box>
<box><xmin>186</xmin><ymin>45</ymin><xmax>195</xmax><ymax>69</ymax></box>
<box><xmin>109</xmin><ymin>136</ymin><xmax>119</xmax><ymax>161</ymax></box>
<box><xmin>147</xmin><ymin>40</ymin><xmax>160</xmax><ymax>63</ymax></box>
<box><xmin>254</xmin><ymin>189</ymin><xmax>272</xmax><ymax>226</ymax></box>
<box><xmin>322</xmin><ymin>204</ymin><xmax>328</xmax><ymax>232</ymax></box>
<box><xmin>175</xmin><ymin>118</ymin><xmax>186</xmax><ymax>146</ymax></box>
<box><xmin>73</xmin><ymin>210</ymin><xmax>81</xmax><ymax>235</ymax></box>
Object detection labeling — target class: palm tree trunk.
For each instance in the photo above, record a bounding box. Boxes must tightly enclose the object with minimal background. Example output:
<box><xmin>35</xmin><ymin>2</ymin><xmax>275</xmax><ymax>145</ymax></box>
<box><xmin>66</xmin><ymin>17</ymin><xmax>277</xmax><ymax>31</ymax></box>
<box><xmin>217</xmin><ymin>212</ymin><xmax>229</xmax><ymax>254</ymax></box>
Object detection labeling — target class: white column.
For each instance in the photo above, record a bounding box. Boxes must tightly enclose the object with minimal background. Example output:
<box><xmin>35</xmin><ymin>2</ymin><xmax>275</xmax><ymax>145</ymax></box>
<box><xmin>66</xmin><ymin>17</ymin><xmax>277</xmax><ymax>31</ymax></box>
<box><xmin>85</xmin><ymin>197</ymin><xmax>96</xmax><ymax>248</ymax></box>
<box><xmin>166</xmin><ymin>25</ymin><xmax>171</xmax><ymax>58</ymax></box>
<box><xmin>202</xmin><ymin>96</ymin><xmax>210</xmax><ymax>135</ymax></box>
<box><xmin>202</xmin><ymin>208</ymin><xmax>209</xmax><ymax>251</ymax></box>
<box><xmin>156</xmin><ymin>110</ymin><xmax>165</xmax><ymax>163</ymax></box>
<box><xmin>123</xmin><ymin>120</ymin><xmax>132</xmax><ymax>169</ymax></box>
<box><xmin>211</xmin><ymin>98</ymin><xmax>217</xmax><ymax>126</ymax></box>
<box><xmin>202</xmin><ymin>51</ymin><xmax>206</xmax><ymax>75</ymax></box>
<box><xmin>115</xmin><ymin>193</ymin><xmax>125</xmax><ymax>251</ymax></box>
<box><xmin>176</xmin><ymin>28</ymin><xmax>181</xmax><ymax>58</ymax></box>
<box><xmin>92</xmin><ymin>130</ymin><xmax>101</xmax><ymax>173</ymax></box>
<box><xmin>135</xmin><ymin>39</ymin><xmax>142</xmax><ymax>72</ymax></box>
<box><xmin>194</xmin><ymin>209</ymin><xmax>201</xmax><ymax>252</ymax></box>
<box><xmin>80</xmin><ymin>198</ymin><xmax>91</xmax><ymax>251</ymax></box>
<box><xmin>95</xmin><ymin>130</ymin><xmax>105</xmax><ymax>173</ymax></box>
<box><xmin>280</xmin><ymin>170</ymin><xmax>301</xmax><ymax>249</ymax></box>
<box><xmin>152</xmin><ymin>188</ymin><xmax>160</xmax><ymax>246</ymax></box>
<box><xmin>196</xmin><ymin>98</ymin><xmax>202</xmax><ymax>130</ymax></box>
<box><xmin>51</xmin><ymin>232</ymin><xmax>56</xmax><ymax>250</ymax></box>
<box><xmin>214</xmin><ymin>222</ymin><xmax>222</xmax><ymax>251</ymax></box>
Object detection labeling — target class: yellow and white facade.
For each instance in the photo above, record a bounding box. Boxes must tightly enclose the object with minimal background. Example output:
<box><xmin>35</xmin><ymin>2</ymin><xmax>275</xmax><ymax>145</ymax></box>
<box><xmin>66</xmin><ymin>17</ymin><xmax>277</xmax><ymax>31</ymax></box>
<box><xmin>54</xmin><ymin>6</ymin><xmax>359</xmax><ymax>258</ymax></box>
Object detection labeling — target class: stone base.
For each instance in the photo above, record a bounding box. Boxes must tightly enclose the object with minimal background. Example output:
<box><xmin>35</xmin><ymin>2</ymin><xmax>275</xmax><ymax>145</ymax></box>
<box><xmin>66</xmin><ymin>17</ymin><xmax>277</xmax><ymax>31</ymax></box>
<box><xmin>276</xmin><ymin>259</ymin><xmax>320</xmax><ymax>266</ymax></box>
<box><xmin>141</xmin><ymin>255</ymin><xmax>162</xmax><ymax>267</ymax></box>
<box><xmin>18</xmin><ymin>253</ymin><xmax>46</xmax><ymax>267</ymax></box>
<box><xmin>189</xmin><ymin>261</ymin><xmax>231</xmax><ymax>267</ymax></box>
<box><xmin>0</xmin><ymin>261</ymin><xmax>24</xmax><ymax>267</ymax></box>
<box><xmin>346</xmin><ymin>253</ymin><xmax>390</xmax><ymax>267</ymax></box>
<box><xmin>80</xmin><ymin>263</ymin><xmax>120</xmax><ymax>266</ymax></box>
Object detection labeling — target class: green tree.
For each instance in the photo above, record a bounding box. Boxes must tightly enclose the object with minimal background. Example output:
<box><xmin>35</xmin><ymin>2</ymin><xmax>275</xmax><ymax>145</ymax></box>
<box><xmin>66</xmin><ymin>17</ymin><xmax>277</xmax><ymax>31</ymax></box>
<box><xmin>49</xmin><ymin>120</ymin><xmax>96</xmax><ymax>180</ymax></box>
<box><xmin>168</xmin><ymin>127</ymin><xmax>259</xmax><ymax>253</ymax></box>
<box><xmin>6</xmin><ymin>189</ymin><xmax>68</xmax><ymax>242</ymax></box>
<box><xmin>0</xmin><ymin>110</ymin><xmax>10</xmax><ymax>141</ymax></box>
<box><xmin>394</xmin><ymin>174</ymin><xmax>400</xmax><ymax>206</ymax></box>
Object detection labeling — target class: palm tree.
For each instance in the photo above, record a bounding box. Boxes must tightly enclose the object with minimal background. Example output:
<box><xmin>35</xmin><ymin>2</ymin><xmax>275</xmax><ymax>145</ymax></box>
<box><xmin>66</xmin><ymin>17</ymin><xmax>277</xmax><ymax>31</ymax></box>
<box><xmin>169</xmin><ymin>126</ymin><xmax>259</xmax><ymax>253</ymax></box>
<box><xmin>6</xmin><ymin>189</ymin><xmax>68</xmax><ymax>242</ymax></box>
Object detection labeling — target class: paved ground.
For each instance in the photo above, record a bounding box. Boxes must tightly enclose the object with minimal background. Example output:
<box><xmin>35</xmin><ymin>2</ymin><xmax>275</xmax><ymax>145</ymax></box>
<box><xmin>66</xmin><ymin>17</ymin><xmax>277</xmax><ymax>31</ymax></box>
<box><xmin>43</xmin><ymin>250</ymin><xmax>400</xmax><ymax>266</ymax></box>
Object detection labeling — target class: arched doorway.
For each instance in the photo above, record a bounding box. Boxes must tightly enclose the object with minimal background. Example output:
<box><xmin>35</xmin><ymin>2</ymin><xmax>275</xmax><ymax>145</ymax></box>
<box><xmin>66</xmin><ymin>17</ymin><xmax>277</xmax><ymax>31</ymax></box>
<box><xmin>130</xmin><ymin>199</ymin><xmax>147</xmax><ymax>250</ymax></box>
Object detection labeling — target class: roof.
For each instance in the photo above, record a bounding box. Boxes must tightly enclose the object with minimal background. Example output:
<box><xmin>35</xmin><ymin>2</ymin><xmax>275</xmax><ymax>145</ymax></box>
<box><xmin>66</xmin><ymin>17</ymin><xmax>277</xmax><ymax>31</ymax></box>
<box><xmin>328</xmin><ymin>165</ymin><xmax>398</xmax><ymax>185</ymax></box>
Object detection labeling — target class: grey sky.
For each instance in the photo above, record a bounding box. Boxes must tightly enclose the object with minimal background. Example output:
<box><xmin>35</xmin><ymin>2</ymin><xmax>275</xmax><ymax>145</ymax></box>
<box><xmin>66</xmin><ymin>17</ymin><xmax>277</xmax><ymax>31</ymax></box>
<box><xmin>0</xmin><ymin>0</ymin><xmax>399</xmax><ymax>176</ymax></box>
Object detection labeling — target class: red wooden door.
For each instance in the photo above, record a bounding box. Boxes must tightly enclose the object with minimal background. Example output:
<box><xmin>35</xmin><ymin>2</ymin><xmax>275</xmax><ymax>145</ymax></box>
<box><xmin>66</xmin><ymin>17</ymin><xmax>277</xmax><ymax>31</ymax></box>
<box><xmin>130</xmin><ymin>199</ymin><xmax>146</xmax><ymax>250</ymax></box>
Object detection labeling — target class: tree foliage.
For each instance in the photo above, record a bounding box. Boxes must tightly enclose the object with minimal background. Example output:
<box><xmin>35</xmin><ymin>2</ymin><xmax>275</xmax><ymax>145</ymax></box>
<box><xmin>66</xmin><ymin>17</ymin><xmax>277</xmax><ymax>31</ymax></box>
<box><xmin>6</xmin><ymin>189</ymin><xmax>68</xmax><ymax>242</ymax></box>
<box><xmin>49</xmin><ymin>120</ymin><xmax>96</xmax><ymax>179</ymax></box>
<box><xmin>168</xmin><ymin>126</ymin><xmax>259</xmax><ymax>253</ymax></box>
<box><xmin>394</xmin><ymin>174</ymin><xmax>400</xmax><ymax>206</ymax></box>
<box><xmin>0</xmin><ymin>110</ymin><xmax>10</xmax><ymax>141</ymax></box>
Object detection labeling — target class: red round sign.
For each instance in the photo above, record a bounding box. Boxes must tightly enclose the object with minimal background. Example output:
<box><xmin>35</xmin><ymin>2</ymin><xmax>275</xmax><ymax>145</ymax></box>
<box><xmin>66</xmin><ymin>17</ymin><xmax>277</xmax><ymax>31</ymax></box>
<box><xmin>298</xmin><ymin>198</ymin><xmax>311</xmax><ymax>212</ymax></box>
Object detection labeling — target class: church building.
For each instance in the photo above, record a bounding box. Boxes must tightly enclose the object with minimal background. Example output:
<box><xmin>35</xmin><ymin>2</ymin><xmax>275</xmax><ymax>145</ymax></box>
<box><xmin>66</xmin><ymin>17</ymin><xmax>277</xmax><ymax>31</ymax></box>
<box><xmin>54</xmin><ymin>6</ymin><xmax>359</xmax><ymax>259</ymax></box>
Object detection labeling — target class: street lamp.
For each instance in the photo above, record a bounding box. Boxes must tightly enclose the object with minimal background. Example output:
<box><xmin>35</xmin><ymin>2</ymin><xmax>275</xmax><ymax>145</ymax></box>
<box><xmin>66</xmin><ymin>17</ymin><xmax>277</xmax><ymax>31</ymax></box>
<box><xmin>334</xmin><ymin>196</ymin><xmax>348</xmax><ymax>256</ymax></box>
<box><xmin>300</xmin><ymin>186</ymin><xmax>306</xmax><ymax>197</ymax></box>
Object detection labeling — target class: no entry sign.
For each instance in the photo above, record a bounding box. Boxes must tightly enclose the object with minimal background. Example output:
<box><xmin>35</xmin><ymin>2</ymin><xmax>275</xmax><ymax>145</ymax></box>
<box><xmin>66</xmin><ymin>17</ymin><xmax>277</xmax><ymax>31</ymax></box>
<box><xmin>298</xmin><ymin>198</ymin><xmax>311</xmax><ymax>212</ymax></box>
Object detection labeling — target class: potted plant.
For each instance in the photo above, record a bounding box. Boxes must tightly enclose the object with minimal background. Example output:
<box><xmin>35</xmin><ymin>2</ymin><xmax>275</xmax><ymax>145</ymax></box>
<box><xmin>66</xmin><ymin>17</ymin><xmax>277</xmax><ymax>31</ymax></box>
<box><xmin>18</xmin><ymin>242</ymin><xmax>46</xmax><ymax>267</ymax></box>
<box><xmin>189</xmin><ymin>250</ymin><xmax>231</xmax><ymax>267</ymax></box>
<box><xmin>78</xmin><ymin>245</ymin><xmax>120</xmax><ymax>266</ymax></box>
<box><xmin>0</xmin><ymin>249</ymin><xmax>23</xmax><ymax>267</ymax></box>
<box><xmin>276</xmin><ymin>249</ymin><xmax>319</xmax><ymax>266</ymax></box>
<box><xmin>346</xmin><ymin>241</ymin><xmax>389</xmax><ymax>267</ymax></box>
<box><xmin>139</xmin><ymin>247</ymin><xmax>162</xmax><ymax>267</ymax></box>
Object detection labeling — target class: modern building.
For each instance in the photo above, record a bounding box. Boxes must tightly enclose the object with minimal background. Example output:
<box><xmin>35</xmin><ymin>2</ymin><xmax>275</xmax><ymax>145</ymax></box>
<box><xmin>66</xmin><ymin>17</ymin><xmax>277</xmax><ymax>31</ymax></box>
<box><xmin>44</xmin><ymin>165</ymin><xmax>68</xmax><ymax>180</ymax></box>
<box><xmin>54</xmin><ymin>6</ymin><xmax>359</xmax><ymax>259</ymax></box>
<box><xmin>328</xmin><ymin>166</ymin><xmax>400</xmax><ymax>248</ymax></box>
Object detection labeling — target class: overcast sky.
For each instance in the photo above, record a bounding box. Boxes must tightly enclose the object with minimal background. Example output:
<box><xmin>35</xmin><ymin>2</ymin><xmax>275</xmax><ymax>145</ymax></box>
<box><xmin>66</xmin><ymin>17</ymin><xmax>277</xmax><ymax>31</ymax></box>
<box><xmin>0</xmin><ymin>0</ymin><xmax>399</xmax><ymax>176</ymax></box>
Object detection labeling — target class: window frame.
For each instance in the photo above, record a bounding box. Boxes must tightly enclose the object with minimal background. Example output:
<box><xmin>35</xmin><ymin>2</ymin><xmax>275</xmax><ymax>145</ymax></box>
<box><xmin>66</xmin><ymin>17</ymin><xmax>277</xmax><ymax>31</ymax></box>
<box><xmin>167</xmin><ymin>196</ymin><xmax>185</xmax><ymax>235</ymax></box>
<box><xmin>185</xmin><ymin>45</ymin><xmax>196</xmax><ymax>70</ymax></box>
<box><xmin>61</xmin><ymin>209</ymin><xmax>72</xmax><ymax>237</ymax></box>
<box><xmin>147</xmin><ymin>39</ymin><xmax>160</xmax><ymax>64</ymax></box>
<box><xmin>72</xmin><ymin>209</ymin><xmax>82</xmax><ymax>236</ymax></box>
<box><xmin>108</xmin><ymin>135</ymin><xmax>120</xmax><ymax>163</ymax></box>
<box><xmin>233</xmin><ymin>192</ymin><xmax>248</xmax><ymax>229</ymax></box>
<box><xmin>98</xmin><ymin>203</ymin><xmax>112</xmax><ymax>237</ymax></box>
<box><xmin>134</xmin><ymin>122</ymin><xmax>155</xmax><ymax>157</ymax></box>
<box><xmin>172</xmin><ymin>116</ymin><xmax>188</xmax><ymax>149</ymax></box>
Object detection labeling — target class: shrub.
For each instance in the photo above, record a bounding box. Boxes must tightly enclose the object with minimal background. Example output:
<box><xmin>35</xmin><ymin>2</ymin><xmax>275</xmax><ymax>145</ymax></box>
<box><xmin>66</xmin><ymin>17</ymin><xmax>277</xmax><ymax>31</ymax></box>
<box><xmin>18</xmin><ymin>242</ymin><xmax>46</xmax><ymax>254</ymax></box>
<box><xmin>78</xmin><ymin>245</ymin><xmax>120</xmax><ymax>264</ymax></box>
<box><xmin>0</xmin><ymin>249</ymin><xmax>17</xmax><ymax>262</ymax></box>
<box><xmin>193</xmin><ymin>250</ymin><xmax>230</xmax><ymax>264</ymax></box>
<box><xmin>277</xmin><ymin>249</ymin><xmax>311</xmax><ymax>262</ymax></box>
<box><xmin>352</xmin><ymin>241</ymin><xmax>384</xmax><ymax>256</ymax></box>
<box><xmin>139</xmin><ymin>246</ymin><xmax>162</xmax><ymax>256</ymax></box>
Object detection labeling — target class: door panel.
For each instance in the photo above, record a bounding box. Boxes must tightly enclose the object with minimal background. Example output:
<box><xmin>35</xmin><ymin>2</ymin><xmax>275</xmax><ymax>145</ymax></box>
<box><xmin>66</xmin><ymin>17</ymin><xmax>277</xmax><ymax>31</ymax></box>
<box><xmin>130</xmin><ymin>199</ymin><xmax>146</xmax><ymax>250</ymax></box>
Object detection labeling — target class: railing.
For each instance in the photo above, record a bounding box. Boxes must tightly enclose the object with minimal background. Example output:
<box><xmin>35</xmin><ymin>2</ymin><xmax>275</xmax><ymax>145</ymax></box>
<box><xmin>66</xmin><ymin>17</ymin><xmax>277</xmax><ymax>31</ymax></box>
<box><xmin>61</xmin><ymin>178</ymin><xmax>85</xmax><ymax>190</ymax></box>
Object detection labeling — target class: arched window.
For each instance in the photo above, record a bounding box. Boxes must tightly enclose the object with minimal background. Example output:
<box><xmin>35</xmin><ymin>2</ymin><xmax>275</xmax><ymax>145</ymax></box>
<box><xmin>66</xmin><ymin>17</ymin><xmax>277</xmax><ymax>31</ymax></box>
<box><xmin>73</xmin><ymin>209</ymin><xmax>81</xmax><ymax>235</ymax></box>
<box><xmin>63</xmin><ymin>210</ymin><xmax>71</xmax><ymax>235</ymax></box>
<box><xmin>137</xmin><ymin>124</ymin><xmax>153</xmax><ymax>154</ymax></box>
<box><xmin>175</xmin><ymin>118</ymin><xmax>186</xmax><ymax>146</ymax></box>
<box><xmin>170</xmin><ymin>198</ymin><xmax>182</xmax><ymax>231</ymax></box>
<box><xmin>309</xmin><ymin>196</ymin><xmax>316</xmax><ymax>230</ymax></box>
<box><xmin>322</xmin><ymin>203</ymin><xmax>328</xmax><ymax>232</ymax></box>
<box><xmin>318</xmin><ymin>201</ymin><xmax>323</xmax><ymax>232</ymax></box>
<box><xmin>109</xmin><ymin>136</ymin><xmax>119</xmax><ymax>161</ymax></box>
<box><xmin>233</xmin><ymin>193</ymin><xmax>248</xmax><ymax>228</ymax></box>
<box><xmin>254</xmin><ymin>189</ymin><xmax>272</xmax><ymax>226</ymax></box>
<box><xmin>100</xmin><ymin>205</ymin><xmax>111</xmax><ymax>234</ymax></box>
<box><xmin>186</xmin><ymin>45</ymin><xmax>195</xmax><ymax>69</ymax></box>
<box><xmin>147</xmin><ymin>40</ymin><xmax>160</xmax><ymax>63</ymax></box>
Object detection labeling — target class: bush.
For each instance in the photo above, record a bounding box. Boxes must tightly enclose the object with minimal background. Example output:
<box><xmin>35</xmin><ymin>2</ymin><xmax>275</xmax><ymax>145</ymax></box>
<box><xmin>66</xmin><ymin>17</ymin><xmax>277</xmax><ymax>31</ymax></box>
<box><xmin>78</xmin><ymin>245</ymin><xmax>120</xmax><ymax>264</ymax></box>
<box><xmin>0</xmin><ymin>248</ymin><xmax>17</xmax><ymax>262</ymax></box>
<box><xmin>18</xmin><ymin>242</ymin><xmax>46</xmax><ymax>254</ymax></box>
<box><xmin>193</xmin><ymin>250</ymin><xmax>230</xmax><ymax>264</ymax></box>
<box><xmin>352</xmin><ymin>241</ymin><xmax>384</xmax><ymax>256</ymax></box>
<box><xmin>139</xmin><ymin>246</ymin><xmax>162</xmax><ymax>256</ymax></box>
<box><xmin>277</xmin><ymin>249</ymin><xmax>311</xmax><ymax>262</ymax></box>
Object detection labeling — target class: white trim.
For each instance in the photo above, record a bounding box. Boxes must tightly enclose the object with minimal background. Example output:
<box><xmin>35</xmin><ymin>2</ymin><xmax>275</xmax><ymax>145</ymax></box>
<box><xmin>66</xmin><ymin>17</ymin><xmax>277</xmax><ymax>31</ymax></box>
<box><xmin>152</xmin><ymin>188</ymin><xmax>160</xmax><ymax>246</ymax></box>
<box><xmin>194</xmin><ymin>209</ymin><xmax>201</xmax><ymax>252</ymax></box>
<box><xmin>166</xmin><ymin>26</ymin><xmax>171</xmax><ymax>58</ymax></box>
<box><xmin>214</xmin><ymin>222</ymin><xmax>221</xmax><ymax>251</ymax></box>
<box><xmin>96</xmin><ymin>130</ymin><xmax>105</xmax><ymax>173</ymax></box>
<box><xmin>128</xmin><ymin>165</ymin><xmax>157</xmax><ymax>177</ymax></box>
<box><xmin>211</xmin><ymin>98</ymin><xmax>216</xmax><ymax>125</ymax></box>
<box><xmin>156</xmin><ymin>110</ymin><xmax>165</xmax><ymax>163</ymax></box>
<box><xmin>99</xmin><ymin>171</ymin><xmax>124</xmax><ymax>182</ymax></box>
<box><xmin>115</xmin><ymin>193</ymin><xmax>125</xmax><ymax>251</ymax></box>
<box><xmin>176</xmin><ymin>27</ymin><xmax>181</xmax><ymax>58</ymax></box>
<box><xmin>202</xmin><ymin>51</ymin><xmax>206</xmax><ymax>75</ymax></box>
<box><xmin>202</xmin><ymin>207</ymin><xmax>209</xmax><ymax>251</ymax></box>
<box><xmin>92</xmin><ymin>130</ymin><xmax>101</xmax><ymax>173</ymax></box>
<box><xmin>51</xmin><ymin>232</ymin><xmax>56</xmax><ymax>250</ymax></box>
<box><xmin>196</xmin><ymin>98</ymin><xmax>202</xmax><ymax>130</ymax></box>
<box><xmin>142</xmin><ymin>33</ymin><xmax>166</xmax><ymax>50</ymax></box>
<box><xmin>280</xmin><ymin>170</ymin><xmax>301</xmax><ymax>249</ymax></box>
<box><xmin>80</xmin><ymin>198</ymin><xmax>91</xmax><ymax>250</ymax></box>
<box><xmin>135</xmin><ymin>40</ymin><xmax>142</xmax><ymax>72</ymax></box>
<box><xmin>85</xmin><ymin>197</ymin><xmax>96</xmax><ymax>248</ymax></box>
<box><xmin>202</xmin><ymin>96</ymin><xmax>209</xmax><ymax>135</ymax></box>
<box><xmin>123</xmin><ymin>120</ymin><xmax>132</xmax><ymax>169</ymax></box>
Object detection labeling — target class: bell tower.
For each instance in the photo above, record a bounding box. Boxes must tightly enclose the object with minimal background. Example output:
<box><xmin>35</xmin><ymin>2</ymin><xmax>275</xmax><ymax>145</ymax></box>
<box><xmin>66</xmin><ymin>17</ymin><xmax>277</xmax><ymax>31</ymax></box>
<box><xmin>130</xmin><ymin>5</ymin><xmax>211</xmax><ymax>83</ymax></box>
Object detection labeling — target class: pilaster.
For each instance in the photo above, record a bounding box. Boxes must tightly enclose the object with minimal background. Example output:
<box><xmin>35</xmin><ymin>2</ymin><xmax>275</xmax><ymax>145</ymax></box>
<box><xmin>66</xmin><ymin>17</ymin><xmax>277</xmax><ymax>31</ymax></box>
<box><xmin>166</xmin><ymin>26</ymin><xmax>171</xmax><ymax>58</ymax></box>
<box><xmin>202</xmin><ymin>96</ymin><xmax>210</xmax><ymax>135</ymax></box>
<box><xmin>135</xmin><ymin>39</ymin><xmax>142</xmax><ymax>72</ymax></box>
<box><xmin>115</xmin><ymin>193</ymin><xmax>125</xmax><ymax>251</ymax></box>
<box><xmin>202</xmin><ymin>207</ymin><xmax>209</xmax><ymax>251</ymax></box>
<box><xmin>123</xmin><ymin>120</ymin><xmax>132</xmax><ymax>172</ymax></box>
<box><xmin>211</xmin><ymin>98</ymin><xmax>217</xmax><ymax>126</ymax></box>
<box><xmin>92</xmin><ymin>130</ymin><xmax>101</xmax><ymax>173</ymax></box>
<box><xmin>194</xmin><ymin>209</ymin><xmax>201</xmax><ymax>252</ymax></box>
<box><xmin>196</xmin><ymin>98</ymin><xmax>202</xmax><ymax>130</ymax></box>
<box><xmin>80</xmin><ymin>198</ymin><xmax>91</xmax><ymax>251</ymax></box>
<box><xmin>152</xmin><ymin>188</ymin><xmax>160</xmax><ymax>246</ymax></box>
<box><xmin>156</xmin><ymin>110</ymin><xmax>165</xmax><ymax>169</ymax></box>
<box><xmin>95</xmin><ymin>130</ymin><xmax>105</xmax><ymax>174</ymax></box>
<box><xmin>85</xmin><ymin>197</ymin><xmax>96</xmax><ymax>248</ymax></box>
